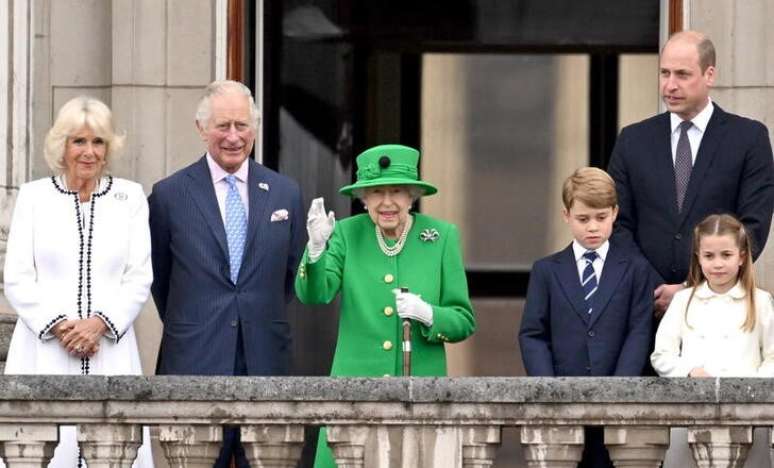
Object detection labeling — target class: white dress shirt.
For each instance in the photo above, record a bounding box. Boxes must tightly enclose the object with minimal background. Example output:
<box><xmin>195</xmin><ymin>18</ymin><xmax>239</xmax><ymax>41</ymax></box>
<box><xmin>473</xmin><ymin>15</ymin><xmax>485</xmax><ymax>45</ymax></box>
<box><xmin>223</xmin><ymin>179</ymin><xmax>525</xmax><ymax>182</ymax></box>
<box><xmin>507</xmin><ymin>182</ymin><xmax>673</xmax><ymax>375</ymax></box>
<box><xmin>572</xmin><ymin>239</ymin><xmax>609</xmax><ymax>285</ymax></box>
<box><xmin>670</xmin><ymin>98</ymin><xmax>714</xmax><ymax>165</ymax></box>
<box><xmin>651</xmin><ymin>282</ymin><xmax>774</xmax><ymax>377</ymax></box>
<box><xmin>206</xmin><ymin>153</ymin><xmax>249</xmax><ymax>222</ymax></box>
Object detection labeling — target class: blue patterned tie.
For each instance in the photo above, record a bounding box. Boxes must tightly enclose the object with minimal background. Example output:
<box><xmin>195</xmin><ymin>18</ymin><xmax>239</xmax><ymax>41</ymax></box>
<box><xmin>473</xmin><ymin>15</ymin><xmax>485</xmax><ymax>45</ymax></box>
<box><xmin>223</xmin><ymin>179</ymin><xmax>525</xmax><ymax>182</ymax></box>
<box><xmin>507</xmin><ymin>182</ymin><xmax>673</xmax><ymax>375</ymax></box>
<box><xmin>675</xmin><ymin>120</ymin><xmax>693</xmax><ymax>212</ymax></box>
<box><xmin>582</xmin><ymin>251</ymin><xmax>598</xmax><ymax>314</ymax></box>
<box><xmin>225</xmin><ymin>175</ymin><xmax>247</xmax><ymax>283</ymax></box>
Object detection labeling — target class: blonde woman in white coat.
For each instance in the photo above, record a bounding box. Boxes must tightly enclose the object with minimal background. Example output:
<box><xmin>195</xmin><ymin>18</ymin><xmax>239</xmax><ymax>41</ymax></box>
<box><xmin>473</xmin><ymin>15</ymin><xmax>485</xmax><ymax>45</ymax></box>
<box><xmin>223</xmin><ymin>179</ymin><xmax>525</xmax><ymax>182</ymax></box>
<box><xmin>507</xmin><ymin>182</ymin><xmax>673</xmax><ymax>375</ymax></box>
<box><xmin>651</xmin><ymin>214</ymin><xmax>774</xmax><ymax>468</ymax></box>
<box><xmin>2</xmin><ymin>96</ymin><xmax>154</xmax><ymax>468</ymax></box>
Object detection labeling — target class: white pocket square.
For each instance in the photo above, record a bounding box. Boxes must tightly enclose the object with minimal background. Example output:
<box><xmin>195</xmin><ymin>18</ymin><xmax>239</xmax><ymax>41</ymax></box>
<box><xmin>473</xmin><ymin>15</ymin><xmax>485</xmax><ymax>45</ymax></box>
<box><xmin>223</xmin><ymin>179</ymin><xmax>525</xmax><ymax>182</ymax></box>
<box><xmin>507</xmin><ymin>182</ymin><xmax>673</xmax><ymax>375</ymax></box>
<box><xmin>271</xmin><ymin>209</ymin><xmax>289</xmax><ymax>222</ymax></box>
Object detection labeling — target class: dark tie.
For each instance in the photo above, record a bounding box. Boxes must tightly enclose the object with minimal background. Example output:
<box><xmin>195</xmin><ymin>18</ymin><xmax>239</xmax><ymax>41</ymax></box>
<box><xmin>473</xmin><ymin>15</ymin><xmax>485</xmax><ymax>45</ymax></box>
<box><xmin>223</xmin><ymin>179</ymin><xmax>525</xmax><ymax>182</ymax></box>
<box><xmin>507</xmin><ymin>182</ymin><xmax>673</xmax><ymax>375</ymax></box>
<box><xmin>582</xmin><ymin>251</ymin><xmax>598</xmax><ymax>314</ymax></box>
<box><xmin>675</xmin><ymin>120</ymin><xmax>693</xmax><ymax>212</ymax></box>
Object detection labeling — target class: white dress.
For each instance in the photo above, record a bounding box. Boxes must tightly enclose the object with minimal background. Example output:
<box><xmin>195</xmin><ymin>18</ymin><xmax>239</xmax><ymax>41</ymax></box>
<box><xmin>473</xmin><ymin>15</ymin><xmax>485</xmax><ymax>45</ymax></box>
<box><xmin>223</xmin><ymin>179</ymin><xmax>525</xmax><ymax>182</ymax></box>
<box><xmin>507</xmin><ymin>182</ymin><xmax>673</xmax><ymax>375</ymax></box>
<box><xmin>2</xmin><ymin>176</ymin><xmax>154</xmax><ymax>468</ymax></box>
<box><xmin>651</xmin><ymin>282</ymin><xmax>774</xmax><ymax>468</ymax></box>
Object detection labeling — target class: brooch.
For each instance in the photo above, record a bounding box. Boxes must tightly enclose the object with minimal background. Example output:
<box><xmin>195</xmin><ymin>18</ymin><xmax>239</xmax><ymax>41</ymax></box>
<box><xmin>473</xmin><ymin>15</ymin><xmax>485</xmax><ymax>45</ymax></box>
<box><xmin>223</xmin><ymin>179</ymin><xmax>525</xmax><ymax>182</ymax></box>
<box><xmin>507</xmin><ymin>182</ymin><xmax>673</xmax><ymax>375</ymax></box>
<box><xmin>258</xmin><ymin>182</ymin><xmax>269</xmax><ymax>191</ymax></box>
<box><xmin>419</xmin><ymin>228</ymin><xmax>440</xmax><ymax>242</ymax></box>
<box><xmin>114</xmin><ymin>192</ymin><xmax>128</xmax><ymax>201</ymax></box>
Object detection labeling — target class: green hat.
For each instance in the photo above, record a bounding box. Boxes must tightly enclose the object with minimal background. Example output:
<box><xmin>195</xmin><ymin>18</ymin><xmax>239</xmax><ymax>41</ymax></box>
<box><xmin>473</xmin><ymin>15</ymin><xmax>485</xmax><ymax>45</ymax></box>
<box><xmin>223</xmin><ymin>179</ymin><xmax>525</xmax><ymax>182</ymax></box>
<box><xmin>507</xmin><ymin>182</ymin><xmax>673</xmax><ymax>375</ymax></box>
<box><xmin>339</xmin><ymin>144</ymin><xmax>438</xmax><ymax>197</ymax></box>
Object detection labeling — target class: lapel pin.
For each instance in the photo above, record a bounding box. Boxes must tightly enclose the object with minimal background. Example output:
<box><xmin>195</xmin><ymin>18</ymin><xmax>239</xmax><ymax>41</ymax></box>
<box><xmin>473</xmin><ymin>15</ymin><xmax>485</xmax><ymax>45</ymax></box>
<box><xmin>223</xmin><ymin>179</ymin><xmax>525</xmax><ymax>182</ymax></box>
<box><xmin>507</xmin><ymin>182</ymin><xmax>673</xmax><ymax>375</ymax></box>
<box><xmin>114</xmin><ymin>192</ymin><xmax>128</xmax><ymax>201</ymax></box>
<box><xmin>258</xmin><ymin>182</ymin><xmax>269</xmax><ymax>191</ymax></box>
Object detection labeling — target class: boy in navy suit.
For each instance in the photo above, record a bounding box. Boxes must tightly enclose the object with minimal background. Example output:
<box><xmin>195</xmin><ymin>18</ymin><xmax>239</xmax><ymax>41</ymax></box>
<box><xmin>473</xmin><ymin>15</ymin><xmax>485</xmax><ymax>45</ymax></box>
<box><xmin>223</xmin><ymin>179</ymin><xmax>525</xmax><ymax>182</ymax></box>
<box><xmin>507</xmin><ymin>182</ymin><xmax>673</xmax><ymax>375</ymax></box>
<box><xmin>519</xmin><ymin>167</ymin><xmax>653</xmax><ymax>468</ymax></box>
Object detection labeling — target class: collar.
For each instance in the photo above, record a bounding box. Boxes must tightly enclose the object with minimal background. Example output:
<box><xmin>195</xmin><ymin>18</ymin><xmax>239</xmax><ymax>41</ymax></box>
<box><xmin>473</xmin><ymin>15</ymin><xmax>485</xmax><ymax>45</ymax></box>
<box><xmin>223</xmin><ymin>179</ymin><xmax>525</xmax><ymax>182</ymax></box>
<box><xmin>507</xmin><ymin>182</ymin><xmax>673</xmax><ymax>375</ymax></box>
<box><xmin>206</xmin><ymin>153</ymin><xmax>248</xmax><ymax>184</ymax></box>
<box><xmin>572</xmin><ymin>239</ymin><xmax>609</xmax><ymax>262</ymax></box>
<box><xmin>694</xmin><ymin>280</ymin><xmax>746</xmax><ymax>300</ymax></box>
<box><xmin>670</xmin><ymin>98</ymin><xmax>714</xmax><ymax>134</ymax></box>
<box><xmin>52</xmin><ymin>174</ymin><xmax>113</xmax><ymax>197</ymax></box>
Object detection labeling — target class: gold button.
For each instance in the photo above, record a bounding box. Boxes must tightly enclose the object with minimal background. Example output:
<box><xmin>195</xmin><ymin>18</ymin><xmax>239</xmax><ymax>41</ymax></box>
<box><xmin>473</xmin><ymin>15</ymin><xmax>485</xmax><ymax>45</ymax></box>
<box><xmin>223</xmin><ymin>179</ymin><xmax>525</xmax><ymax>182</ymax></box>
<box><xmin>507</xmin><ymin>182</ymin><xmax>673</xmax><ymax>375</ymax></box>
<box><xmin>384</xmin><ymin>306</ymin><xmax>394</xmax><ymax>316</ymax></box>
<box><xmin>383</xmin><ymin>340</ymin><xmax>393</xmax><ymax>350</ymax></box>
<box><xmin>384</xmin><ymin>274</ymin><xmax>394</xmax><ymax>283</ymax></box>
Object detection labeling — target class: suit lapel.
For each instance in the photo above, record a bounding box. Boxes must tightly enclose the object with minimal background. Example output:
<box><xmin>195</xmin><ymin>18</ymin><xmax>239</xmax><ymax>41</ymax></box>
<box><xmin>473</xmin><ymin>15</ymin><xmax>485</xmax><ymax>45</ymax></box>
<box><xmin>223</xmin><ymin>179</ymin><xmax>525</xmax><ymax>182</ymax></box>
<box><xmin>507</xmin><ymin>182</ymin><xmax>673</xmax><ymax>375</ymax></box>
<box><xmin>186</xmin><ymin>157</ymin><xmax>229</xmax><ymax>259</ymax></box>
<box><xmin>652</xmin><ymin>113</ymin><xmax>681</xmax><ymax>222</ymax></box>
<box><xmin>677</xmin><ymin>105</ymin><xmax>728</xmax><ymax>227</ymax></box>
<box><xmin>553</xmin><ymin>246</ymin><xmax>590</xmax><ymax>324</ymax></box>
<box><xmin>587</xmin><ymin>245</ymin><xmax>628</xmax><ymax>329</ymax></box>
<box><xmin>241</xmin><ymin>160</ymin><xmax>271</xmax><ymax>277</ymax></box>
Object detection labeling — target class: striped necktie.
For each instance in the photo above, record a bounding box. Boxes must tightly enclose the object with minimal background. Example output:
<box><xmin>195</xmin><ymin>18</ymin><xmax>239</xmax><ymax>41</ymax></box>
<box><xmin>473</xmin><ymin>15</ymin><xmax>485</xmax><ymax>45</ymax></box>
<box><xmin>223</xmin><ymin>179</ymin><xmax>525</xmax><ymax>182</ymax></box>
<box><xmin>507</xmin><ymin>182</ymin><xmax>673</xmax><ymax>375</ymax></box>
<box><xmin>582</xmin><ymin>251</ymin><xmax>598</xmax><ymax>314</ymax></box>
<box><xmin>225</xmin><ymin>174</ymin><xmax>247</xmax><ymax>283</ymax></box>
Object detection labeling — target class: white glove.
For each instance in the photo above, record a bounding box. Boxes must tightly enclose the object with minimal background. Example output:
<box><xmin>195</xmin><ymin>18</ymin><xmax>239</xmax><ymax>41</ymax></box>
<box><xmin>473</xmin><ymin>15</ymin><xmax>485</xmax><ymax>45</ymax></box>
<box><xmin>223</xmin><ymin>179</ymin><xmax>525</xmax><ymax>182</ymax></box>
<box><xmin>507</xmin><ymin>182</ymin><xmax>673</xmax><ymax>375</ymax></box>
<box><xmin>306</xmin><ymin>197</ymin><xmax>335</xmax><ymax>262</ymax></box>
<box><xmin>393</xmin><ymin>289</ymin><xmax>434</xmax><ymax>327</ymax></box>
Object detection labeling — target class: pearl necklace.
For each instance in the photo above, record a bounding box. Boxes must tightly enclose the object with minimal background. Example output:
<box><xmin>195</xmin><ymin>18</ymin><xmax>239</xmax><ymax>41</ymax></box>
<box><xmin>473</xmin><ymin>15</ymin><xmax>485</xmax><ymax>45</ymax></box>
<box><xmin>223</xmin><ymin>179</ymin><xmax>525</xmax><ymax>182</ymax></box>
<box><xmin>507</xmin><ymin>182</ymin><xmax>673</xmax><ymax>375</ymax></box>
<box><xmin>375</xmin><ymin>215</ymin><xmax>413</xmax><ymax>257</ymax></box>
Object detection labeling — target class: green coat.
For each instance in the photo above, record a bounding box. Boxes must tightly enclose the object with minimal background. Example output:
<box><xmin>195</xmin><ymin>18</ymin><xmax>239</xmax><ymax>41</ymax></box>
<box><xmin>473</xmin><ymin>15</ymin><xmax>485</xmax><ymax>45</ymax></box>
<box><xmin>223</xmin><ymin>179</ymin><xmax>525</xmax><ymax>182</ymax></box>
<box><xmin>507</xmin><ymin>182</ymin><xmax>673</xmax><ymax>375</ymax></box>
<box><xmin>295</xmin><ymin>213</ymin><xmax>476</xmax><ymax>468</ymax></box>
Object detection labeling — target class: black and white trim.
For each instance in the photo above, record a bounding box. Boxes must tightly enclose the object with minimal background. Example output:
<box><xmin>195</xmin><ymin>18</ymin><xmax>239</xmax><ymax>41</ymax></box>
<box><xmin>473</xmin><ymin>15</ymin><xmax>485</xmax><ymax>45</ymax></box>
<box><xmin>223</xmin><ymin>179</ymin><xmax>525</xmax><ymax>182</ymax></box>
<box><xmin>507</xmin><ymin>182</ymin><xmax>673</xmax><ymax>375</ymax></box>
<box><xmin>50</xmin><ymin>176</ymin><xmax>114</xmax><ymax>375</ymax></box>
<box><xmin>38</xmin><ymin>314</ymin><xmax>67</xmax><ymax>340</ymax></box>
<box><xmin>94</xmin><ymin>311</ymin><xmax>123</xmax><ymax>343</ymax></box>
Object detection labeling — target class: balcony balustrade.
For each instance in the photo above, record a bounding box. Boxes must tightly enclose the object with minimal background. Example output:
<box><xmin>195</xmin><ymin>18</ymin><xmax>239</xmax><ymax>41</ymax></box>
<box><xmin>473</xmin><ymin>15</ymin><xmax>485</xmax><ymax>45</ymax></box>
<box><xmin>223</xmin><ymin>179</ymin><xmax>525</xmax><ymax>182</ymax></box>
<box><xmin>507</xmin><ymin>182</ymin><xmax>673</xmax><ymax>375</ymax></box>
<box><xmin>0</xmin><ymin>376</ymin><xmax>771</xmax><ymax>467</ymax></box>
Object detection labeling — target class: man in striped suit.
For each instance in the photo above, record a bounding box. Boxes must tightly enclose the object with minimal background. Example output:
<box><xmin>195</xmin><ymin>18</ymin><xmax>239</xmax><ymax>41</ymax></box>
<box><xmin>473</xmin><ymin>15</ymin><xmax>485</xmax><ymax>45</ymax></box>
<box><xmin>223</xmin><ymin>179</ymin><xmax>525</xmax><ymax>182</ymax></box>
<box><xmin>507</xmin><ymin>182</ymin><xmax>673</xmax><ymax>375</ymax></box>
<box><xmin>149</xmin><ymin>80</ymin><xmax>304</xmax><ymax>467</ymax></box>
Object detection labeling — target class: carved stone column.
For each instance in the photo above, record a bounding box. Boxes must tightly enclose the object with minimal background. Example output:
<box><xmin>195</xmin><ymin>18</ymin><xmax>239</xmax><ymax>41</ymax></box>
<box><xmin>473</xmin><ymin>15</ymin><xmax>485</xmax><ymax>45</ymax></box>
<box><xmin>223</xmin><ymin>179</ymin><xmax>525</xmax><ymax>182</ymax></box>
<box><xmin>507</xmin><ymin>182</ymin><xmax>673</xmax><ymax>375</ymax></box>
<box><xmin>240</xmin><ymin>424</ymin><xmax>305</xmax><ymax>467</ymax></box>
<box><xmin>461</xmin><ymin>425</ymin><xmax>501</xmax><ymax>467</ymax></box>
<box><xmin>157</xmin><ymin>424</ymin><xmax>222</xmax><ymax>468</ymax></box>
<box><xmin>604</xmin><ymin>426</ymin><xmax>669</xmax><ymax>467</ymax></box>
<box><xmin>77</xmin><ymin>424</ymin><xmax>143</xmax><ymax>468</ymax></box>
<box><xmin>327</xmin><ymin>425</ymin><xmax>371</xmax><ymax>468</ymax></box>
<box><xmin>0</xmin><ymin>424</ymin><xmax>58</xmax><ymax>468</ymax></box>
<box><xmin>688</xmin><ymin>426</ymin><xmax>752</xmax><ymax>468</ymax></box>
<box><xmin>520</xmin><ymin>426</ymin><xmax>584</xmax><ymax>468</ymax></box>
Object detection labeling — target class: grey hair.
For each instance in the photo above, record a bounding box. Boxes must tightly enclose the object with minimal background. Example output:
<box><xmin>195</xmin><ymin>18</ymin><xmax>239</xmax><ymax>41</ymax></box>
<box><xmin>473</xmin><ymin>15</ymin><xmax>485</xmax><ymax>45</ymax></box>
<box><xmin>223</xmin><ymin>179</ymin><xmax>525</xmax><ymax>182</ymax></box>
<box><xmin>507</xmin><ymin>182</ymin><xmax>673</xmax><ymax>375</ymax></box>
<box><xmin>354</xmin><ymin>185</ymin><xmax>424</xmax><ymax>204</ymax></box>
<box><xmin>44</xmin><ymin>96</ymin><xmax>125</xmax><ymax>174</ymax></box>
<box><xmin>195</xmin><ymin>80</ymin><xmax>260</xmax><ymax>129</ymax></box>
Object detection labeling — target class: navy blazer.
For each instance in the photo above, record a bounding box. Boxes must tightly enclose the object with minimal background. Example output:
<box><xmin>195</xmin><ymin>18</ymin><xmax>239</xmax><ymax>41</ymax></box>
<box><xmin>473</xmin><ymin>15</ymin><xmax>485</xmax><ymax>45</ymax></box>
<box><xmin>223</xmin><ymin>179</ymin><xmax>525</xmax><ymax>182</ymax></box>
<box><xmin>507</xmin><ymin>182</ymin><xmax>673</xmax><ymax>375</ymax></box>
<box><xmin>518</xmin><ymin>243</ymin><xmax>653</xmax><ymax>377</ymax></box>
<box><xmin>608</xmin><ymin>105</ymin><xmax>774</xmax><ymax>285</ymax></box>
<box><xmin>149</xmin><ymin>156</ymin><xmax>304</xmax><ymax>375</ymax></box>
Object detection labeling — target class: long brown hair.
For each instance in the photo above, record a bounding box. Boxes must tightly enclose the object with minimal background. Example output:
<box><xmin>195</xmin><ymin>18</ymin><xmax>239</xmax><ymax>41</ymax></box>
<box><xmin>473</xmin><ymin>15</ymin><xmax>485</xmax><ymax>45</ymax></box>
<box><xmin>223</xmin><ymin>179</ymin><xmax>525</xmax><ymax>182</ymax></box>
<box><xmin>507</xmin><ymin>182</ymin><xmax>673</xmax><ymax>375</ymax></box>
<box><xmin>685</xmin><ymin>214</ymin><xmax>757</xmax><ymax>331</ymax></box>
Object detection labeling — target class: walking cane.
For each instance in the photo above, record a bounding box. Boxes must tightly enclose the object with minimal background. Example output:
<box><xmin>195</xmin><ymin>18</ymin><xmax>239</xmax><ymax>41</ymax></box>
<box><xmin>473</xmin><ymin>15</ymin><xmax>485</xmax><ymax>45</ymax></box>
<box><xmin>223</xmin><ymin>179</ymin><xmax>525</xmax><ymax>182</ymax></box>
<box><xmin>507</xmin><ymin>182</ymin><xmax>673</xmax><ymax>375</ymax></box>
<box><xmin>400</xmin><ymin>287</ymin><xmax>412</xmax><ymax>376</ymax></box>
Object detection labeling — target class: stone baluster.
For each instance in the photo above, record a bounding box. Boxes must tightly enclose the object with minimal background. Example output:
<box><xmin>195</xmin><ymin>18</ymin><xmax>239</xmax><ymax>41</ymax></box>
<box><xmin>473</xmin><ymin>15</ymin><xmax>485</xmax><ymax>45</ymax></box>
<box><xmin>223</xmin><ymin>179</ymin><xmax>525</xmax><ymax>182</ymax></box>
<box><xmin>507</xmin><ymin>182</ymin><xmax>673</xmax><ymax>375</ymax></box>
<box><xmin>461</xmin><ymin>425</ymin><xmax>501</xmax><ymax>467</ymax></box>
<box><xmin>77</xmin><ymin>423</ymin><xmax>143</xmax><ymax>468</ymax></box>
<box><xmin>157</xmin><ymin>424</ymin><xmax>223</xmax><ymax>468</ymax></box>
<box><xmin>0</xmin><ymin>424</ymin><xmax>58</xmax><ymax>468</ymax></box>
<box><xmin>604</xmin><ymin>426</ymin><xmax>669</xmax><ymax>467</ymax></box>
<box><xmin>240</xmin><ymin>424</ymin><xmax>305</xmax><ymax>467</ymax></box>
<box><xmin>520</xmin><ymin>426</ymin><xmax>584</xmax><ymax>468</ymax></box>
<box><xmin>327</xmin><ymin>425</ymin><xmax>371</xmax><ymax>468</ymax></box>
<box><xmin>688</xmin><ymin>426</ymin><xmax>752</xmax><ymax>468</ymax></box>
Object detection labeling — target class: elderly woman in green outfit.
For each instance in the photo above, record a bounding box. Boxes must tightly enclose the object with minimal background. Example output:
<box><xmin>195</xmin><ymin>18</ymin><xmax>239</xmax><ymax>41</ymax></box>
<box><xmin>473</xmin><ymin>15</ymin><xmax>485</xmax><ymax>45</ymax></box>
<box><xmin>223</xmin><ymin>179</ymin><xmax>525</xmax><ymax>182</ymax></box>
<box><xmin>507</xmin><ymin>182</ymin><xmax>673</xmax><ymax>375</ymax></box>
<box><xmin>295</xmin><ymin>144</ymin><xmax>476</xmax><ymax>468</ymax></box>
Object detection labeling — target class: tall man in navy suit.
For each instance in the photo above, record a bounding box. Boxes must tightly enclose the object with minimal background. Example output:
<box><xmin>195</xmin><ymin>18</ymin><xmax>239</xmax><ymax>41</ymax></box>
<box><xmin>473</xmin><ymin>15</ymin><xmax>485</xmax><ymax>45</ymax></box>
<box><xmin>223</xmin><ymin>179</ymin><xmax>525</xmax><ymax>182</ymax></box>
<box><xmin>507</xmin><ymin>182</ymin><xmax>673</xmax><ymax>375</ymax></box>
<box><xmin>149</xmin><ymin>80</ymin><xmax>304</xmax><ymax>467</ymax></box>
<box><xmin>609</xmin><ymin>31</ymin><xmax>774</xmax><ymax>315</ymax></box>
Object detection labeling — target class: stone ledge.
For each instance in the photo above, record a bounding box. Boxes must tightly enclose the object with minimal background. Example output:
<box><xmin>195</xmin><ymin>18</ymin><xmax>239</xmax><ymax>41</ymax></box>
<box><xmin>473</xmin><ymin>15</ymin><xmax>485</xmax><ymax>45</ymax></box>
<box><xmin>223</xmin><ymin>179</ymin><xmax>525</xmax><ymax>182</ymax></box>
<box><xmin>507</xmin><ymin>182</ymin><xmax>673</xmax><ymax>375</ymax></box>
<box><xmin>0</xmin><ymin>375</ymin><xmax>772</xmax><ymax>403</ymax></box>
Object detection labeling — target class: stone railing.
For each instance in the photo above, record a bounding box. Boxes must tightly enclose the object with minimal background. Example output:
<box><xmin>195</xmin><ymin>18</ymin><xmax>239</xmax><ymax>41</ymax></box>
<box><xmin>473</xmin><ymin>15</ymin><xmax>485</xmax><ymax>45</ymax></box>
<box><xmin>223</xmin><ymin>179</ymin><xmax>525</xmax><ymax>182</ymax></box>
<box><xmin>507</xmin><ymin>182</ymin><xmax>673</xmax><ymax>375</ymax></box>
<box><xmin>0</xmin><ymin>376</ymin><xmax>772</xmax><ymax>467</ymax></box>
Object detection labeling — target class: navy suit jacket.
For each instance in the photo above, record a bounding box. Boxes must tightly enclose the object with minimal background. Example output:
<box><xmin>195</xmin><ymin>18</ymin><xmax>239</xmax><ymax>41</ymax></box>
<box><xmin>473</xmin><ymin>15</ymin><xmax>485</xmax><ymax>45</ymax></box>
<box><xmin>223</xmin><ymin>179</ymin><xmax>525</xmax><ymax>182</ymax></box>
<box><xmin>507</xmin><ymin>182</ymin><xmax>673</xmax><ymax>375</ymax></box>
<box><xmin>149</xmin><ymin>156</ymin><xmax>304</xmax><ymax>375</ymax></box>
<box><xmin>518</xmin><ymin>243</ymin><xmax>653</xmax><ymax>377</ymax></box>
<box><xmin>608</xmin><ymin>105</ymin><xmax>774</xmax><ymax>285</ymax></box>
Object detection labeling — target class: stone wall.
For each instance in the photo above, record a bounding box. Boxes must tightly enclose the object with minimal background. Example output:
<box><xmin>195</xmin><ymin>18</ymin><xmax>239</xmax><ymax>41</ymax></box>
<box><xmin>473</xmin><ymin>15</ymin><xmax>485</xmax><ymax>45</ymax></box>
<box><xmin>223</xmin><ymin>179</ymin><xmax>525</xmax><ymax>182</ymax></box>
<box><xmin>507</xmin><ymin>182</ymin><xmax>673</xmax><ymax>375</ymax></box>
<box><xmin>0</xmin><ymin>376</ymin><xmax>772</xmax><ymax>467</ymax></box>
<box><xmin>688</xmin><ymin>0</ymin><xmax>774</xmax><ymax>292</ymax></box>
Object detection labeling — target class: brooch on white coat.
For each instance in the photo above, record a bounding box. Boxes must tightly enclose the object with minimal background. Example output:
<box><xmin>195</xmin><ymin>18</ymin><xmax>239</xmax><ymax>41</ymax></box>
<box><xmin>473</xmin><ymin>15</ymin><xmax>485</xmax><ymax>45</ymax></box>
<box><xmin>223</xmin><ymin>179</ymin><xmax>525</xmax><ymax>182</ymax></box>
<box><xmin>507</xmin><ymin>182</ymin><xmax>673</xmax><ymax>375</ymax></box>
<box><xmin>258</xmin><ymin>182</ymin><xmax>269</xmax><ymax>191</ymax></box>
<box><xmin>419</xmin><ymin>228</ymin><xmax>440</xmax><ymax>242</ymax></box>
<box><xmin>271</xmin><ymin>209</ymin><xmax>289</xmax><ymax>222</ymax></box>
<box><xmin>114</xmin><ymin>192</ymin><xmax>128</xmax><ymax>201</ymax></box>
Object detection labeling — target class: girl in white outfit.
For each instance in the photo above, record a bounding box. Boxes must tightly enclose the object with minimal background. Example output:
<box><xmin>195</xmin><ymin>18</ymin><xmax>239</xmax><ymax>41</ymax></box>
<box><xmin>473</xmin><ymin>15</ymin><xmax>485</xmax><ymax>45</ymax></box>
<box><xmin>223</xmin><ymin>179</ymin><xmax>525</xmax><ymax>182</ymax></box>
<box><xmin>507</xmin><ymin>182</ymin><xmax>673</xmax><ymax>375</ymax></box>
<box><xmin>651</xmin><ymin>213</ymin><xmax>774</xmax><ymax>468</ymax></box>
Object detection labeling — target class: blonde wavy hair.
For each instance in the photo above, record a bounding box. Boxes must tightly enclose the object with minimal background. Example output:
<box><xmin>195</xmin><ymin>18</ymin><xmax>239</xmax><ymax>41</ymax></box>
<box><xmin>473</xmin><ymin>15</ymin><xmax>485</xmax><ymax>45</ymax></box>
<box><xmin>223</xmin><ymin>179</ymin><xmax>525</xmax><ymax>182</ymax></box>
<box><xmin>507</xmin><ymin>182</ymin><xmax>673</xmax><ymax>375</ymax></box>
<box><xmin>43</xmin><ymin>96</ymin><xmax>125</xmax><ymax>173</ymax></box>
